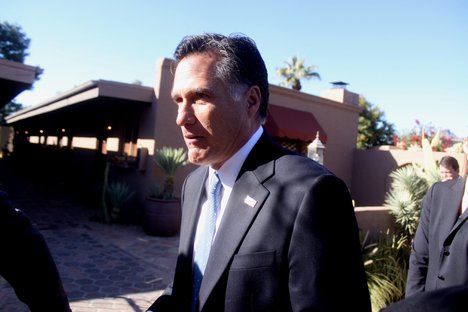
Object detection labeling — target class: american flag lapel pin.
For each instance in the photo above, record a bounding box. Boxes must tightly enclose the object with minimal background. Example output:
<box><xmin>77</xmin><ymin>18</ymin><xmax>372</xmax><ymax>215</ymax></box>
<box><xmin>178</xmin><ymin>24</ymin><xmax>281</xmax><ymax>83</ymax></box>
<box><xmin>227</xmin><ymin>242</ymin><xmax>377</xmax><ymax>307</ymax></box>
<box><xmin>244</xmin><ymin>195</ymin><xmax>257</xmax><ymax>208</ymax></box>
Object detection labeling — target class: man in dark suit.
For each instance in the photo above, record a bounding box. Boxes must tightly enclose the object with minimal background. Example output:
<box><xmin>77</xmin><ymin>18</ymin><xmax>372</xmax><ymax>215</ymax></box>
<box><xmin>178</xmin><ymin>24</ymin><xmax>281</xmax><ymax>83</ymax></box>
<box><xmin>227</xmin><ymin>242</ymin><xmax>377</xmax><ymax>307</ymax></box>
<box><xmin>406</xmin><ymin>176</ymin><xmax>468</xmax><ymax>296</ymax></box>
<box><xmin>147</xmin><ymin>33</ymin><xmax>370</xmax><ymax>312</ymax></box>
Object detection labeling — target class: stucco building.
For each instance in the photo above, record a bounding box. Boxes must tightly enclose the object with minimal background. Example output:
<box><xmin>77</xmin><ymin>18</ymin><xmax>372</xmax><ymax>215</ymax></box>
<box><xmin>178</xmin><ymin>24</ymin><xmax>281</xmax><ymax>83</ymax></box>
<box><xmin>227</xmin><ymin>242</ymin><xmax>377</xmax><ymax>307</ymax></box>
<box><xmin>4</xmin><ymin>57</ymin><xmax>466</xmax><ymax>236</ymax></box>
<box><xmin>5</xmin><ymin>58</ymin><xmax>362</xmax><ymax>210</ymax></box>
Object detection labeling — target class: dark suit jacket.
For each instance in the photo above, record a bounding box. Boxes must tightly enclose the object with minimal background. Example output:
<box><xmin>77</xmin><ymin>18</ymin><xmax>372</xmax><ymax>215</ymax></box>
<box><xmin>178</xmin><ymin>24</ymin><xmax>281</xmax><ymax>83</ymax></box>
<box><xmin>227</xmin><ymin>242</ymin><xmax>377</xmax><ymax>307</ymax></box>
<box><xmin>149</xmin><ymin>132</ymin><xmax>371</xmax><ymax>311</ymax></box>
<box><xmin>406</xmin><ymin>177</ymin><xmax>468</xmax><ymax>296</ymax></box>
<box><xmin>0</xmin><ymin>191</ymin><xmax>71</xmax><ymax>311</ymax></box>
<box><xmin>382</xmin><ymin>284</ymin><xmax>468</xmax><ymax>312</ymax></box>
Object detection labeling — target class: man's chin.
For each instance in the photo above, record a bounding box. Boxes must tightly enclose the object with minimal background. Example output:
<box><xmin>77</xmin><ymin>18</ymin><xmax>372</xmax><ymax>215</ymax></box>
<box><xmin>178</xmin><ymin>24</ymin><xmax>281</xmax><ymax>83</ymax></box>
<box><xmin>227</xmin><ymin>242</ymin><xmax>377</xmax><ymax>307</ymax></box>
<box><xmin>188</xmin><ymin>150</ymin><xmax>207</xmax><ymax>166</ymax></box>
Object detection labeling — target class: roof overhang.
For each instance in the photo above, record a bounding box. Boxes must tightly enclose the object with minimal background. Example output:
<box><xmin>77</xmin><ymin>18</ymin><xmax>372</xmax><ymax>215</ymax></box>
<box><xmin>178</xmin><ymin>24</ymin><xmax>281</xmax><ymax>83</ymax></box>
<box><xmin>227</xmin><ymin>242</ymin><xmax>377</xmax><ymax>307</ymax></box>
<box><xmin>5</xmin><ymin>80</ymin><xmax>154</xmax><ymax>139</ymax></box>
<box><xmin>0</xmin><ymin>58</ymin><xmax>37</xmax><ymax>108</ymax></box>
<box><xmin>6</xmin><ymin>80</ymin><xmax>154</xmax><ymax>125</ymax></box>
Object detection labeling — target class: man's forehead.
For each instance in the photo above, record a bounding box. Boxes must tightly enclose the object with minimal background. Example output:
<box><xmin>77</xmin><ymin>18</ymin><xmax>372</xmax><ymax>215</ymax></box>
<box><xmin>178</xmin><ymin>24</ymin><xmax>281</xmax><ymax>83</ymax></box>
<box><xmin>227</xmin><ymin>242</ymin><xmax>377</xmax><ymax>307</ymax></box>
<box><xmin>172</xmin><ymin>58</ymin><xmax>225</xmax><ymax>95</ymax></box>
<box><xmin>174</xmin><ymin>54</ymin><xmax>216</xmax><ymax>79</ymax></box>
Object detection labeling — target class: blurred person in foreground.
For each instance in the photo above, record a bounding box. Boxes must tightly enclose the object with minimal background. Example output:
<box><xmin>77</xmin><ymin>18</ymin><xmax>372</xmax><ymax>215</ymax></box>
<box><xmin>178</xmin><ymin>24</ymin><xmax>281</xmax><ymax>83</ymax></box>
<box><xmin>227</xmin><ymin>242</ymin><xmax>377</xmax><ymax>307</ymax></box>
<box><xmin>382</xmin><ymin>284</ymin><xmax>468</xmax><ymax>312</ymax></box>
<box><xmin>0</xmin><ymin>191</ymin><xmax>71</xmax><ymax>311</ymax></box>
<box><xmin>146</xmin><ymin>33</ymin><xmax>370</xmax><ymax>312</ymax></box>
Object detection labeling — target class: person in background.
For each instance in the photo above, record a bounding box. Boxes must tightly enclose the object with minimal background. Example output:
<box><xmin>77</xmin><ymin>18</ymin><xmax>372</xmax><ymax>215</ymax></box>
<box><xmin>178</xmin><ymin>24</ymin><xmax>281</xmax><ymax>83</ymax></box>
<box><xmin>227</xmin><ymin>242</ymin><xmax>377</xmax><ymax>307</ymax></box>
<box><xmin>377</xmin><ymin>138</ymin><xmax>468</xmax><ymax>312</ymax></box>
<box><xmin>146</xmin><ymin>33</ymin><xmax>370</xmax><ymax>312</ymax></box>
<box><xmin>405</xmin><ymin>139</ymin><xmax>468</xmax><ymax>298</ymax></box>
<box><xmin>0</xmin><ymin>191</ymin><xmax>71</xmax><ymax>311</ymax></box>
<box><xmin>439</xmin><ymin>156</ymin><xmax>460</xmax><ymax>182</ymax></box>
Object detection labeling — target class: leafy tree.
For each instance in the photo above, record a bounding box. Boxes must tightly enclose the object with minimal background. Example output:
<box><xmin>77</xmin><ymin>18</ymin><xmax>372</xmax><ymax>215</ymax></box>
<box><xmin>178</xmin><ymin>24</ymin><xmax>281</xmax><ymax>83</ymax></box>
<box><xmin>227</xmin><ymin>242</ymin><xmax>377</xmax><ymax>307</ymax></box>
<box><xmin>0</xmin><ymin>101</ymin><xmax>23</xmax><ymax>124</ymax></box>
<box><xmin>0</xmin><ymin>21</ymin><xmax>30</xmax><ymax>63</ymax></box>
<box><xmin>276</xmin><ymin>55</ymin><xmax>320</xmax><ymax>91</ymax></box>
<box><xmin>357</xmin><ymin>97</ymin><xmax>396</xmax><ymax>149</ymax></box>
<box><xmin>0</xmin><ymin>21</ymin><xmax>42</xmax><ymax>124</ymax></box>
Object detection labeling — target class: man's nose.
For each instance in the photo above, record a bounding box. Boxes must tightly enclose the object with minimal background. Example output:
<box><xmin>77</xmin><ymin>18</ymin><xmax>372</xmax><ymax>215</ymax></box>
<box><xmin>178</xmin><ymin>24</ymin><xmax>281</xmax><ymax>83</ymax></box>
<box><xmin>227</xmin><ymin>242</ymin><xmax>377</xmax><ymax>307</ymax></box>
<box><xmin>176</xmin><ymin>104</ymin><xmax>195</xmax><ymax>126</ymax></box>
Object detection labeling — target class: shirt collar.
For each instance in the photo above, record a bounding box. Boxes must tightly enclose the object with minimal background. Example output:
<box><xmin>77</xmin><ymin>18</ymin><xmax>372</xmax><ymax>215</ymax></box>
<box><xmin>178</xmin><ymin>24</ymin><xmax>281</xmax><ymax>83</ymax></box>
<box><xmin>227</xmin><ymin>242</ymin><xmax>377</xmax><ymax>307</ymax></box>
<box><xmin>211</xmin><ymin>127</ymin><xmax>263</xmax><ymax>188</ymax></box>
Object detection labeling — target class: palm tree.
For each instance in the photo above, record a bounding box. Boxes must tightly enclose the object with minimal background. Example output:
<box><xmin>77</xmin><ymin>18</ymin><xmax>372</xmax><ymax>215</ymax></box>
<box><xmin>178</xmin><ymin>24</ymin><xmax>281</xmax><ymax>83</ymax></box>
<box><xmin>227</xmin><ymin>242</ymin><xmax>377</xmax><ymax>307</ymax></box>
<box><xmin>276</xmin><ymin>55</ymin><xmax>321</xmax><ymax>91</ymax></box>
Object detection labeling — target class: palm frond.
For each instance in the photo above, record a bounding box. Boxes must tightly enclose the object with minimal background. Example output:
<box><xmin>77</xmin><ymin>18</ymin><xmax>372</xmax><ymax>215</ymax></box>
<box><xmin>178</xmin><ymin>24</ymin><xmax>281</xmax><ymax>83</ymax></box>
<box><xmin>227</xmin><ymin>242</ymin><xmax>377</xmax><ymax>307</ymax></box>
<box><xmin>276</xmin><ymin>55</ymin><xmax>320</xmax><ymax>90</ymax></box>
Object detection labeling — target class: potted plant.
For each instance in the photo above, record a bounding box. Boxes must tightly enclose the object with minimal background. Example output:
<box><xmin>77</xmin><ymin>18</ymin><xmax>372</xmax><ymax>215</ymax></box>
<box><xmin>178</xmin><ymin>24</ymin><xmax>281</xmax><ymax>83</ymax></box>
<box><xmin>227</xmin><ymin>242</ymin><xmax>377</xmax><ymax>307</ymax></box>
<box><xmin>143</xmin><ymin>146</ymin><xmax>188</xmax><ymax>236</ymax></box>
<box><xmin>107</xmin><ymin>181</ymin><xmax>135</xmax><ymax>223</ymax></box>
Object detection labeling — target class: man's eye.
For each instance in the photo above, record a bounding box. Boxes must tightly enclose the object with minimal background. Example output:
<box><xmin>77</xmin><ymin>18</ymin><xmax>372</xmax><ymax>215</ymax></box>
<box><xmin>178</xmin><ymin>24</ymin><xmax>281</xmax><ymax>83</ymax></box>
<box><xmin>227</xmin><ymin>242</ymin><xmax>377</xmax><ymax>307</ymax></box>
<box><xmin>195</xmin><ymin>91</ymin><xmax>211</xmax><ymax>100</ymax></box>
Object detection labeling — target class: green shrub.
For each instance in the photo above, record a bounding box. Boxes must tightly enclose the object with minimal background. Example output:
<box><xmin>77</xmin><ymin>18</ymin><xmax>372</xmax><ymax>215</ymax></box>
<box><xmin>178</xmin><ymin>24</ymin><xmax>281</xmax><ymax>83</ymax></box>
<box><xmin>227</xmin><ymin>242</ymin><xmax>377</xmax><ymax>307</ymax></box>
<box><xmin>374</xmin><ymin>135</ymin><xmax>440</xmax><ymax>310</ymax></box>
<box><xmin>362</xmin><ymin>231</ymin><xmax>409</xmax><ymax>311</ymax></box>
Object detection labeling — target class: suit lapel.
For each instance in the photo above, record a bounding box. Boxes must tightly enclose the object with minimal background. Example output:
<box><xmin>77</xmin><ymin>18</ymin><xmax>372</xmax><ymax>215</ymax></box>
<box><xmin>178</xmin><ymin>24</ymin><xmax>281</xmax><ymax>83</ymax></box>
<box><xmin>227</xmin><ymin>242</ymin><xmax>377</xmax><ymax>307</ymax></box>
<box><xmin>443</xmin><ymin>178</ymin><xmax>466</xmax><ymax>246</ymax></box>
<box><xmin>179</xmin><ymin>168</ymin><xmax>209</xmax><ymax>257</ymax></box>
<box><xmin>197</xmin><ymin>133</ymin><xmax>281</xmax><ymax>309</ymax></box>
<box><xmin>198</xmin><ymin>169</ymin><xmax>271</xmax><ymax>308</ymax></box>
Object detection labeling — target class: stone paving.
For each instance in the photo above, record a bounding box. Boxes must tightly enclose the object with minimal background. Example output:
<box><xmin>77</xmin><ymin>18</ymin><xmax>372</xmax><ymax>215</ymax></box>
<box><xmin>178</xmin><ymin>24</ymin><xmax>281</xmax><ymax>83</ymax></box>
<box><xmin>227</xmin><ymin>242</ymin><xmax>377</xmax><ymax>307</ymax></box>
<box><xmin>0</xmin><ymin>160</ymin><xmax>179</xmax><ymax>312</ymax></box>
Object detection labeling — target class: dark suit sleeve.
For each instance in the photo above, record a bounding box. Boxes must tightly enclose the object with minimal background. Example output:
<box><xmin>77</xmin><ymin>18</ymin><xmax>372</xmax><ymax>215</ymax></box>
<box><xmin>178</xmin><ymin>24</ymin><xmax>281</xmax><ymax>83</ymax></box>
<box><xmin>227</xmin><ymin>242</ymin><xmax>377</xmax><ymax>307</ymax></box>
<box><xmin>0</xmin><ymin>191</ymin><xmax>71</xmax><ymax>312</ymax></box>
<box><xmin>382</xmin><ymin>284</ymin><xmax>468</xmax><ymax>312</ymax></box>
<box><xmin>405</xmin><ymin>185</ymin><xmax>433</xmax><ymax>296</ymax></box>
<box><xmin>146</xmin><ymin>283</ymin><xmax>174</xmax><ymax>311</ymax></box>
<box><xmin>288</xmin><ymin>174</ymin><xmax>371</xmax><ymax>311</ymax></box>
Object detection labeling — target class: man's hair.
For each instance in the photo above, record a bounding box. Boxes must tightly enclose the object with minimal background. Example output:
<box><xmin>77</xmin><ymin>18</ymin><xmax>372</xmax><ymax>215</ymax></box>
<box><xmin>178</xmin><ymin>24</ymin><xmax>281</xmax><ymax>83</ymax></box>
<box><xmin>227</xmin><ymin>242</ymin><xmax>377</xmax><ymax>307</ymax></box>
<box><xmin>439</xmin><ymin>156</ymin><xmax>459</xmax><ymax>172</ymax></box>
<box><xmin>173</xmin><ymin>33</ymin><xmax>269</xmax><ymax>122</ymax></box>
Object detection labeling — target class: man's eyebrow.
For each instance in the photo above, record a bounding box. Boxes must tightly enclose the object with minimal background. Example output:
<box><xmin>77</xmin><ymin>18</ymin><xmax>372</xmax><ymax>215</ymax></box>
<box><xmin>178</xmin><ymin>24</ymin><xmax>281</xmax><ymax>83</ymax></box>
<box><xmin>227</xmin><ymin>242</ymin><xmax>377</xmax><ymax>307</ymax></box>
<box><xmin>193</xmin><ymin>87</ymin><xmax>213</xmax><ymax>97</ymax></box>
<box><xmin>172</xmin><ymin>87</ymin><xmax>213</xmax><ymax>100</ymax></box>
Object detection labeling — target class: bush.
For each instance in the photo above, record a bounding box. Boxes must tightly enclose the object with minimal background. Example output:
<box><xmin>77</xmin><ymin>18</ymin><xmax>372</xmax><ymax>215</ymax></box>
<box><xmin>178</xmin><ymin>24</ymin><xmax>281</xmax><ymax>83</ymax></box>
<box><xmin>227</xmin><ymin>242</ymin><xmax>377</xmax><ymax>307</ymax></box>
<box><xmin>362</xmin><ymin>231</ymin><xmax>409</xmax><ymax>311</ymax></box>
<box><xmin>384</xmin><ymin>165</ymin><xmax>429</xmax><ymax>242</ymax></box>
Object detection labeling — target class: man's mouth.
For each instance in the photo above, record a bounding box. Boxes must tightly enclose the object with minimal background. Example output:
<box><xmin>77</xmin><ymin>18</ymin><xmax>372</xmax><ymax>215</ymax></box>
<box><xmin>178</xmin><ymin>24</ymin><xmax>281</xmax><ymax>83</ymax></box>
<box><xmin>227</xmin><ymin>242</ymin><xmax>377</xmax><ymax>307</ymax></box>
<box><xmin>184</xmin><ymin>133</ymin><xmax>204</xmax><ymax>145</ymax></box>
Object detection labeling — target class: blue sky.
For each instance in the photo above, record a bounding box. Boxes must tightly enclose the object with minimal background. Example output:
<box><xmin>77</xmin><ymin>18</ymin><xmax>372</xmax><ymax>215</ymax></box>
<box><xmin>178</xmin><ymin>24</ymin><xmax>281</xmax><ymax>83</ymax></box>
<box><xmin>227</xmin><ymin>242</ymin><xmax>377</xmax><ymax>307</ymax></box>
<box><xmin>3</xmin><ymin>0</ymin><xmax>468</xmax><ymax>137</ymax></box>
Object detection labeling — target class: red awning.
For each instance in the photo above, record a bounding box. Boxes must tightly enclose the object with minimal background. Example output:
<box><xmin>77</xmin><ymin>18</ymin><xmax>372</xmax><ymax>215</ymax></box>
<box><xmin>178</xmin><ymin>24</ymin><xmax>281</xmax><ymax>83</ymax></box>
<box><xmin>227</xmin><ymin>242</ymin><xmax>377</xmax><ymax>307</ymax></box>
<box><xmin>264</xmin><ymin>105</ymin><xmax>327</xmax><ymax>143</ymax></box>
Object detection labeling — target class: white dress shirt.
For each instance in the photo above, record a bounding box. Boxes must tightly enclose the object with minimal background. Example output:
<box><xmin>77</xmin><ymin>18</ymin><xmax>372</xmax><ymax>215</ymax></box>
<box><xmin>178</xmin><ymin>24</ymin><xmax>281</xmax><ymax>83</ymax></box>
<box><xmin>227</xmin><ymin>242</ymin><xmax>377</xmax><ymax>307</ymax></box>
<box><xmin>194</xmin><ymin>127</ymin><xmax>263</xmax><ymax>247</ymax></box>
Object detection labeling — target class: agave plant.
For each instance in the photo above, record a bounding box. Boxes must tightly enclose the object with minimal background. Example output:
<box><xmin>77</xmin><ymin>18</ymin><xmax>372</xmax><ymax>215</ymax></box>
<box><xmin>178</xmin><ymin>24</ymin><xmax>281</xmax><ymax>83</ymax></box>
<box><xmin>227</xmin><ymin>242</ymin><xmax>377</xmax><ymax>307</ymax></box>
<box><xmin>384</xmin><ymin>165</ymin><xmax>429</xmax><ymax>241</ymax></box>
<box><xmin>106</xmin><ymin>181</ymin><xmax>135</xmax><ymax>222</ymax></box>
<box><xmin>151</xmin><ymin>146</ymin><xmax>188</xmax><ymax>200</ymax></box>
<box><xmin>420</xmin><ymin>136</ymin><xmax>440</xmax><ymax>185</ymax></box>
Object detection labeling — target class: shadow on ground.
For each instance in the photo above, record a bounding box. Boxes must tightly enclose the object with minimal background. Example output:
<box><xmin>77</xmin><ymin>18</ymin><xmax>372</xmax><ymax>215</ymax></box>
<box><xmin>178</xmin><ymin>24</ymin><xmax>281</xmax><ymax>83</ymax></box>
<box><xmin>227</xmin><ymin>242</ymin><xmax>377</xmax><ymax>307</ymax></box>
<box><xmin>0</xmin><ymin>158</ymin><xmax>178</xmax><ymax>311</ymax></box>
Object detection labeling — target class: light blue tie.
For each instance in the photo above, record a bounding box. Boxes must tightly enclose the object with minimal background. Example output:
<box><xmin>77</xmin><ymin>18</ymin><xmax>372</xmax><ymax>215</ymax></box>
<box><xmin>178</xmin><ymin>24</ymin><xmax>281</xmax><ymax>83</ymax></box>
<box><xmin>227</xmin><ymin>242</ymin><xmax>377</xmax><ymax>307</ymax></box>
<box><xmin>192</xmin><ymin>172</ymin><xmax>222</xmax><ymax>311</ymax></box>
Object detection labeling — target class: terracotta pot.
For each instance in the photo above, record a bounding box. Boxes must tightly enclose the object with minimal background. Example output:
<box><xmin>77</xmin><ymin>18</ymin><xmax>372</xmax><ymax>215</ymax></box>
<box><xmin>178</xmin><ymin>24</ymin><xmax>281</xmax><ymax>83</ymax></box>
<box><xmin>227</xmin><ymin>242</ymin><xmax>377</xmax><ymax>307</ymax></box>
<box><xmin>142</xmin><ymin>197</ymin><xmax>181</xmax><ymax>236</ymax></box>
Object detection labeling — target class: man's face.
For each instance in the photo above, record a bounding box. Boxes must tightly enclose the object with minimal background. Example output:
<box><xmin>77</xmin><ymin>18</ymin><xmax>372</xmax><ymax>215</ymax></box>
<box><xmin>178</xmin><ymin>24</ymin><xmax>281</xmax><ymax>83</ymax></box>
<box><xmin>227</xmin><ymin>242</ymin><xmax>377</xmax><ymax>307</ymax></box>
<box><xmin>439</xmin><ymin>165</ymin><xmax>459</xmax><ymax>181</ymax></box>
<box><xmin>171</xmin><ymin>53</ymin><xmax>259</xmax><ymax>169</ymax></box>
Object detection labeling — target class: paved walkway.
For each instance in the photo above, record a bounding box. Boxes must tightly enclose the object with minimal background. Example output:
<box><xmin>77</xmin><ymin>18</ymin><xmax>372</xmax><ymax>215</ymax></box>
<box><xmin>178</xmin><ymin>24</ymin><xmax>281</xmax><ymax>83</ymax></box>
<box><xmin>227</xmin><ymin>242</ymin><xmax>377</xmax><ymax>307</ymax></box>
<box><xmin>0</xmin><ymin>160</ymin><xmax>178</xmax><ymax>312</ymax></box>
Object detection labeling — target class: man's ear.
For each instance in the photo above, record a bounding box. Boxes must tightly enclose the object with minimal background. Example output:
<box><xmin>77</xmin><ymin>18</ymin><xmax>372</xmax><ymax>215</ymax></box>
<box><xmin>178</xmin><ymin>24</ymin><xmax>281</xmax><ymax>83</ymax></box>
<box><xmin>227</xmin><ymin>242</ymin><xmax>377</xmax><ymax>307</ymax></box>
<box><xmin>246</xmin><ymin>85</ymin><xmax>261</xmax><ymax>117</ymax></box>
